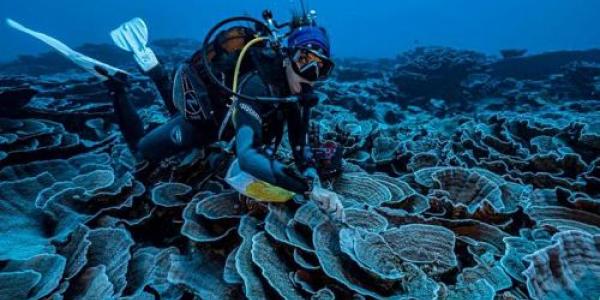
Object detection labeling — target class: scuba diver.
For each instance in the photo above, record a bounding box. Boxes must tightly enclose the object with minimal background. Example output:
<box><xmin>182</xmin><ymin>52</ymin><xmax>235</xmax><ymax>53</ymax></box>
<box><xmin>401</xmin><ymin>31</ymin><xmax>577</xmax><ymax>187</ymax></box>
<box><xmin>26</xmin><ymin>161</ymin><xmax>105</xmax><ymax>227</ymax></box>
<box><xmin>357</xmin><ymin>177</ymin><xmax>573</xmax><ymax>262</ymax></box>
<box><xmin>6</xmin><ymin>4</ymin><xmax>344</xmax><ymax>218</ymax></box>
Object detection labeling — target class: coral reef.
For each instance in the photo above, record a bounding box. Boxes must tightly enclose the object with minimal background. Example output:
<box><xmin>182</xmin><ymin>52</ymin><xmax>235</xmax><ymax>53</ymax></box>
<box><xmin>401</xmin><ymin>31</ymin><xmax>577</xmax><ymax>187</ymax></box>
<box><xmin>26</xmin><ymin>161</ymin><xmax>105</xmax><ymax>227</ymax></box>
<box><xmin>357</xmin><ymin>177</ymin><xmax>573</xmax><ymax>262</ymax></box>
<box><xmin>0</xmin><ymin>40</ymin><xmax>599</xmax><ymax>299</ymax></box>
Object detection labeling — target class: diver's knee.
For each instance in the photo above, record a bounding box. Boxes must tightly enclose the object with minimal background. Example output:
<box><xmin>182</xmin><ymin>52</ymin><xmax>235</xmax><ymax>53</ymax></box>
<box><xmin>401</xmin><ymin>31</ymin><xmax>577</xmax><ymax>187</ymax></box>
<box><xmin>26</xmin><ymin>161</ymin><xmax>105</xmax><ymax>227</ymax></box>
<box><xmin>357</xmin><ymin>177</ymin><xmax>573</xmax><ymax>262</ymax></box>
<box><xmin>135</xmin><ymin>124</ymin><xmax>191</xmax><ymax>162</ymax></box>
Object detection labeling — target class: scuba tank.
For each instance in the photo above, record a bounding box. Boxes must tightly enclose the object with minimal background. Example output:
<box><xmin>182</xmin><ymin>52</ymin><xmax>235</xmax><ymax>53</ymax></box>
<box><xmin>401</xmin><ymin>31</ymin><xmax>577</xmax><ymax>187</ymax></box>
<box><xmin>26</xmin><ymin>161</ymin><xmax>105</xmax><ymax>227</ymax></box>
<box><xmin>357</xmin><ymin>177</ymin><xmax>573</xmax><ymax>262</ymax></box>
<box><xmin>188</xmin><ymin>25</ymin><xmax>268</xmax><ymax>101</ymax></box>
<box><xmin>174</xmin><ymin>24</ymin><xmax>270</xmax><ymax>126</ymax></box>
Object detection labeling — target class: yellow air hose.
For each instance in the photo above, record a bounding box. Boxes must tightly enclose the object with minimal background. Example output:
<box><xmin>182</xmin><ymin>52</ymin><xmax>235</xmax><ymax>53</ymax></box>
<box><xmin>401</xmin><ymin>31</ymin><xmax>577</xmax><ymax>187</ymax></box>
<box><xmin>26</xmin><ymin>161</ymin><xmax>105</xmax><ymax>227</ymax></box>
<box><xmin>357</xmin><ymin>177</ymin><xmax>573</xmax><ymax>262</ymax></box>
<box><xmin>218</xmin><ymin>36</ymin><xmax>268</xmax><ymax>140</ymax></box>
<box><xmin>219</xmin><ymin>36</ymin><xmax>269</xmax><ymax>140</ymax></box>
<box><xmin>232</xmin><ymin>36</ymin><xmax>268</xmax><ymax>93</ymax></box>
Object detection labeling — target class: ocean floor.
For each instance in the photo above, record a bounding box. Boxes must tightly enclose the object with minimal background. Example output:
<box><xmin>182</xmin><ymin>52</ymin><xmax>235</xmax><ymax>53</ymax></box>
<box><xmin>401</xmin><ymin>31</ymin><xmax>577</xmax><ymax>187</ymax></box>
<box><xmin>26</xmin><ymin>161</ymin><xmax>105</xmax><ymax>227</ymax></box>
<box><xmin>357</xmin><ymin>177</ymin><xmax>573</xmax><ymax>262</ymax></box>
<box><xmin>0</xmin><ymin>41</ymin><xmax>599</xmax><ymax>299</ymax></box>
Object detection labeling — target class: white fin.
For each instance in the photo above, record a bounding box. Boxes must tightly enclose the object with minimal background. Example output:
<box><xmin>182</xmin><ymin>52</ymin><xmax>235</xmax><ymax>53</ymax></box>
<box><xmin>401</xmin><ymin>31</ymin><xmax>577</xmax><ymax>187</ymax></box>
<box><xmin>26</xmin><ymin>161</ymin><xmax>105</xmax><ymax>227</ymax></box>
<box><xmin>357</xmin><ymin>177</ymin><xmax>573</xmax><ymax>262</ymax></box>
<box><xmin>110</xmin><ymin>17</ymin><xmax>148</xmax><ymax>52</ymax></box>
<box><xmin>110</xmin><ymin>18</ymin><xmax>158</xmax><ymax>72</ymax></box>
<box><xmin>6</xmin><ymin>18</ymin><xmax>128</xmax><ymax>80</ymax></box>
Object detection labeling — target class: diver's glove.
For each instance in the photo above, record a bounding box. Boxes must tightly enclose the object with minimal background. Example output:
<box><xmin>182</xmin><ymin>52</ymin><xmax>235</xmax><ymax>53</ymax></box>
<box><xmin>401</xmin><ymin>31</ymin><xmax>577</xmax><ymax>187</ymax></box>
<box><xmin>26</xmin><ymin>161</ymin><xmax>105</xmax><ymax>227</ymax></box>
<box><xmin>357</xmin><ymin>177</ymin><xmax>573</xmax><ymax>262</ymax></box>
<box><xmin>111</xmin><ymin>18</ymin><xmax>160</xmax><ymax>72</ymax></box>
<box><xmin>302</xmin><ymin>167</ymin><xmax>319</xmax><ymax>189</ymax></box>
<box><xmin>310</xmin><ymin>185</ymin><xmax>344</xmax><ymax>220</ymax></box>
<box><xmin>303</xmin><ymin>167</ymin><xmax>344</xmax><ymax>220</ymax></box>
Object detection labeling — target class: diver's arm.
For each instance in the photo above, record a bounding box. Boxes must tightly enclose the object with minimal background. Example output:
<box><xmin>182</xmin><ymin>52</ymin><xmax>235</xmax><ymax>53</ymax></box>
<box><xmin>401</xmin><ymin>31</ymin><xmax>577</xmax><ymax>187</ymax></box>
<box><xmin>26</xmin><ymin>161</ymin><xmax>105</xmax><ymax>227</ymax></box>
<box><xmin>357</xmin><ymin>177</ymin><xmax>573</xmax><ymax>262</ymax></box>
<box><xmin>233</xmin><ymin>72</ymin><xmax>314</xmax><ymax>194</ymax></box>
<box><xmin>285</xmin><ymin>103</ymin><xmax>318</xmax><ymax>181</ymax></box>
<box><xmin>236</xmin><ymin>126</ymin><xmax>310</xmax><ymax>194</ymax></box>
<box><xmin>235</xmin><ymin>106</ymin><xmax>310</xmax><ymax>194</ymax></box>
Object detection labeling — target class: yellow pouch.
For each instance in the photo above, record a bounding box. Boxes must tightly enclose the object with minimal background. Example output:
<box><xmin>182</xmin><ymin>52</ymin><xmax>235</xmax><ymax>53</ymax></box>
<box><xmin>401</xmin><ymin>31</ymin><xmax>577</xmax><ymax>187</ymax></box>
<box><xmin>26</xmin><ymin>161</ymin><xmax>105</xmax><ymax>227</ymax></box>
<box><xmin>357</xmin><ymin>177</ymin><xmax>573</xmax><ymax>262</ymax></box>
<box><xmin>225</xmin><ymin>159</ymin><xmax>295</xmax><ymax>203</ymax></box>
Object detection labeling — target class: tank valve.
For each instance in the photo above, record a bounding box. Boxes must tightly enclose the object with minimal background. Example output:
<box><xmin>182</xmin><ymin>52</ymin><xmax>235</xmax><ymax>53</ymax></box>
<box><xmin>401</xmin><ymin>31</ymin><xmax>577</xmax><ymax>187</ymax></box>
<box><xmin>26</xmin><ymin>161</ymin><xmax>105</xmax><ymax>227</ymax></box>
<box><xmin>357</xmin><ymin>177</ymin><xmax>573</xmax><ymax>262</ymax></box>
<box><xmin>262</xmin><ymin>9</ymin><xmax>282</xmax><ymax>47</ymax></box>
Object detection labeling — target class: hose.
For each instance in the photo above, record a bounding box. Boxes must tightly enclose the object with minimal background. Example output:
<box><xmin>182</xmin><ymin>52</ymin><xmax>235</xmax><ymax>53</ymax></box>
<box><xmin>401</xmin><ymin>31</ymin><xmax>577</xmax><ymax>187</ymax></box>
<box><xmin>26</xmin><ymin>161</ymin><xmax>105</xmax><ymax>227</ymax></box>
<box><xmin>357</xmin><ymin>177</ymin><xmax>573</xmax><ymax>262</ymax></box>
<box><xmin>217</xmin><ymin>36</ymin><xmax>268</xmax><ymax>139</ymax></box>
<box><xmin>201</xmin><ymin>16</ymin><xmax>271</xmax><ymax>102</ymax></box>
<box><xmin>233</xmin><ymin>37</ymin><xmax>268</xmax><ymax>93</ymax></box>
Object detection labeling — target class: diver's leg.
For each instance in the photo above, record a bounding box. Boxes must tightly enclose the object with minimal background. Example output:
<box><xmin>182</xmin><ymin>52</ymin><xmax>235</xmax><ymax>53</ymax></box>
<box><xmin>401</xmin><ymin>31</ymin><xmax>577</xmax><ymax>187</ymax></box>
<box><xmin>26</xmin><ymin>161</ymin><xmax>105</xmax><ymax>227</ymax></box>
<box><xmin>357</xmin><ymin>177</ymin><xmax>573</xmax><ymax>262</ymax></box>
<box><xmin>106</xmin><ymin>77</ymin><xmax>145</xmax><ymax>150</ymax></box>
<box><xmin>109</xmin><ymin>79</ymin><xmax>207</xmax><ymax>162</ymax></box>
<box><xmin>136</xmin><ymin>116</ymin><xmax>211</xmax><ymax>162</ymax></box>
<box><xmin>104</xmin><ymin>67</ymin><xmax>214</xmax><ymax>162</ymax></box>
<box><xmin>146</xmin><ymin>64</ymin><xmax>178</xmax><ymax>115</ymax></box>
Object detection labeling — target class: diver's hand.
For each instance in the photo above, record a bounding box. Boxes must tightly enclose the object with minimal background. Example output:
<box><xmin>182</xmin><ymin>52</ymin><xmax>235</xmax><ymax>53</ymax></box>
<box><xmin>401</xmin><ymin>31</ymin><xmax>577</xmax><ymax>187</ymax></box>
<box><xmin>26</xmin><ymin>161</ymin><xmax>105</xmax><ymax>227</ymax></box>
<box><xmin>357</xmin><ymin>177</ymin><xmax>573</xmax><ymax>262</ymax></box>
<box><xmin>310</xmin><ymin>186</ymin><xmax>344</xmax><ymax>220</ymax></box>
<box><xmin>302</xmin><ymin>167</ymin><xmax>319</xmax><ymax>185</ymax></box>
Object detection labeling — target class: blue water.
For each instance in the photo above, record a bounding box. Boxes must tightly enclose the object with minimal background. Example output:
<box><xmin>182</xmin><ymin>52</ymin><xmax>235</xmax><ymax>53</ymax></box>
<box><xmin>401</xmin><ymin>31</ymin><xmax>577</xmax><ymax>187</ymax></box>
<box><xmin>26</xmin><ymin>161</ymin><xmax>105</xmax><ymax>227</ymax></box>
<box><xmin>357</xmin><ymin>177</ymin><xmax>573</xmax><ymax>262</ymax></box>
<box><xmin>1</xmin><ymin>0</ymin><xmax>599</xmax><ymax>62</ymax></box>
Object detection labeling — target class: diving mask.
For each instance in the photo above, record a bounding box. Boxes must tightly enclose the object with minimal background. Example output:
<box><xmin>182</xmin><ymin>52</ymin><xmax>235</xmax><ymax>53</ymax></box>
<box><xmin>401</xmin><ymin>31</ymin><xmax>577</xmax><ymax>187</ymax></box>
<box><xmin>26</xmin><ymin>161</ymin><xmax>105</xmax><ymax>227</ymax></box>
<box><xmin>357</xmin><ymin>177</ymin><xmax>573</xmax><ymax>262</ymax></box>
<box><xmin>291</xmin><ymin>47</ymin><xmax>334</xmax><ymax>82</ymax></box>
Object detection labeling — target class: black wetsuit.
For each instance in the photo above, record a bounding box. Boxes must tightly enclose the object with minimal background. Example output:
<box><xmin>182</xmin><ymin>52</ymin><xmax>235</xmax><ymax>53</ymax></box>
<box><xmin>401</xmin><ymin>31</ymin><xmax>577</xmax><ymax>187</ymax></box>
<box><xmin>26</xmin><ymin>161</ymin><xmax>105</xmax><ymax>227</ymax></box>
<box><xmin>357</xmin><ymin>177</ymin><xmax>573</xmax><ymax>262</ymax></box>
<box><xmin>108</xmin><ymin>48</ymin><xmax>316</xmax><ymax>194</ymax></box>
<box><xmin>108</xmin><ymin>63</ymin><xmax>218</xmax><ymax>162</ymax></box>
